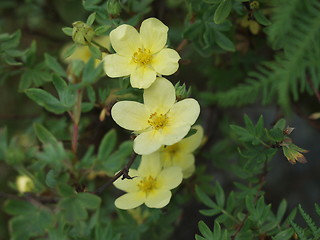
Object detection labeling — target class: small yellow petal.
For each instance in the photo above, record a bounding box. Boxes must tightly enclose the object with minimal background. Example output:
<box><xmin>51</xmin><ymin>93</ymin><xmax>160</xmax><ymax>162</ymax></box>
<box><xmin>104</xmin><ymin>54</ymin><xmax>133</xmax><ymax>77</ymax></box>
<box><xmin>178</xmin><ymin>125</ymin><xmax>204</xmax><ymax>153</ymax></box>
<box><xmin>143</xmin><ymin>77</ymin><xmax>175</xmax><ymax>114</ymax></box>
<box><xmin>152</xmin><ymin>48</ymin><xmax>180</xmax><ymax>75</ymax></box>
<box><xmin>113</xmin><ymin>169</ymin><xmax>140</xmax><ymax>192</ymax></box>
<box><xmin>157</xmin><ymin>166</ymin><xmax>183</xmax><ymax>190</ymax></box>
<box><xmin>110</xmin><ymin>24</ymin><xmax>142</xmax><ymax>56</ymax></box>
<box><xmin>140</xmin><ymin>18</ymin><xmax>168</xmax><ymax>53</ymax></box>
<box><xmin>168</xmin><ymin>98</ymin><xmax>200</xmax><ymax>125</ymax></box>
<box><xmin>145</xmin><ymin>189</ymin><xmax>171</xmax><ymax>208</ymax></box>
<box><xmin>161</xmin><ymin>124</ymin><xmax>191</xmax><ymax>146</ymax></box>
<box><xmin>111</xmin><ymin>101</ymin><xmax>150</xmax><ymax>131</ymax></box>
<box><xmin>115</xmin><ymin>192</ymin><xmax>146</xmax><ymax>209</ymax></box>
<box><xmin>183</xmin><ymin>163</ymin><xmax>195</xmax><ymax>179</ymax></box>
<box><xmin>134</xmin><ymin>130</ymin><xmax>163</xmax><ymax>155</ymax></box>
<box><xmin>138</xmin><ymin>153</ymin><xmax>162</xmax><ymax>178</ymax></box>
<box><xmin>130</xmin><ymin>66</ymin><xmax>157</xmax><ymax>89</ymax></box>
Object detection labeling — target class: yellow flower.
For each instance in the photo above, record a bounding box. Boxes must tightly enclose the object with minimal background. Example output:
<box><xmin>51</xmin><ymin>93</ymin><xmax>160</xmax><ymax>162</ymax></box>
<box><xmin>61</xmin><ymin>35</ymin><xmax>110</xmax><ymax>65</ymax></box>
<box><xmin>158</xmin><ymin>125</ymin><xmax>203</xmax><ymax>178</ymax></box>
<box><xmin>16</xmin><ymin>175</ymin><xmax>34</xmax><ymax>193</ymax></box>
<box><xmin>104</xmin><ymin>18</ymin><xmax>181</xmax><ymax>89</ymax></box>
<box><xmin>111</xmin><ymin>77</ymin><xmax>200</xmax><ymax>155</ymax></box>
<box><xmin>113</xmin><ymin>154</ymin><xmax>183</xmax><ymax>209</ymax></box>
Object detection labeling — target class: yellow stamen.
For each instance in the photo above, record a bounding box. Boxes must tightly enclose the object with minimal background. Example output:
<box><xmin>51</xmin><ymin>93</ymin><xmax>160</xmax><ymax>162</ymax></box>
<box><xmin>138</xmin><ymin>176</ymin><xmax>158</xmax><ymax>193</ymax></box>
<box><xmin>132</xmin><ymin>48</ymin><xmax>152</xmax><ymax>66</ymax></box>
<box><xmin>148</xmin><ymin>113</ymin><xmax>168</xmax><ymax>130</ymax></box>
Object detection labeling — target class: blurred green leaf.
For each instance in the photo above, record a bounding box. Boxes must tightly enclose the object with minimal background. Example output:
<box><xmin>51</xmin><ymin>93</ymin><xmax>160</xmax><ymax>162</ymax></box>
<box><xmin>214</xmin><ymin>0</ymin><xmax>232</xmax><ymax>24</ymax></box>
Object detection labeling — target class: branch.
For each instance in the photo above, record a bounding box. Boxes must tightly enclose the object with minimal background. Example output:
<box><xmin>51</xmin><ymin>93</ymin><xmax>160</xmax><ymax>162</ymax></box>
<box><xmin>306</xmin><ymin>77</ymin><xmax>320</xmax><ymax>104</ymax></box>
<box><xmin>93</xmin><ymin>152</ymin><xmax>138</xmax><ymax>195</ymax></box>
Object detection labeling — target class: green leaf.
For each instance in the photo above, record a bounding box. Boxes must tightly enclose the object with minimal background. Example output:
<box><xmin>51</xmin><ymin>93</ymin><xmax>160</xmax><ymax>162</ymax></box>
<box><xmin>198</xmin><ymin>221</ymin><xmax>213</xmax><ymax>239</ymax></box>
<box><xmin>25</xmin><ymin>88</ymin><xmax>67</xmax><ymax>114</ymax></box>
<box><xmin>62</xmin><ymin>43</ymin><xmax>77</xmax><ymax>59</ymax></box>
<box><xmin>46</xmin><ymin>169</ymin><xmax>58</xmax><ymax>188</ymax></box>
<box><xmin>86</xmin><ymin>12</ymin><xmax>96</xmax><ymax>26</ymax></box>
<box><xmin>98</xmin><ymin>129</ymin><xmax>117</xmax><ymax>161</ymax></box>
<box><xmin>253</xmin><ymin>10</ymin><xmax>271</xmax><ymax>26</ymax></box>
<box><xmin>199</xmin><ymin>209</ymin><xmax>221</xmax><ymax>217</ymax></box>
<box><xmin>77</xmin><ymin>192</ymin><xmax>101</xmax><ymax>209</ymax></box>
<box><xmin>44</xmin><ymin>53</ymin><xmax>66</xmax><ymax>77</ymax></box>
<box><xmin>62</xmin><ymin>27</ymin><xmax>73</xmax><ymax>36</ymax></box>
<box><xmin>33</xmin><ymin>123</ymin><xmax>59</xmax><ymax>146</ymax></box>
<box><xmin>212</xmin><ymin>221</ymin><xmax>221</xmax><ymax>239</ymax></box>
<box><xmin>95</xmin><ymin>25</ymin><xmax>111</xmax><ymax>35</ymax></box>
<box><xmin>52</xmin><ymin>75</ymin><xmax>76</xmax><ymax>108</ymax></box>
<box><xmin>87</xmin><ymin>86</ymin><xmax>96</xmax><ymax>103</ymax></box>
<box><xmin>215</xmin><ymin>31</ymin><xmax>235</xmax><ymax>52</ymax></box>
<box><xmin>195</xmin><ymin>185</ymin><xmax>216</xmax><ymax>208</ymax></box>
<box><xmin>276</xmin><ymin>199</ymin><xmax>287</xmax><ymax>223</ymax></box>
<box><xmin>215</xmin><ymin>182</ymin><xmax>225</xmax><ymax>208</ymax></box>
<box><xmin>272</xmin><ymin>228</ymin><xmax>294</xmax><ymax>240</ymax></box>
<box><xmin>214</xmin><ymin>0</ymin><xmax>232</xmax><ymax>24</ymax></box>
<box><xmin>88</xmin><ymin>44</ymin><xmax>102</xmax><ymax>59</ymax></box>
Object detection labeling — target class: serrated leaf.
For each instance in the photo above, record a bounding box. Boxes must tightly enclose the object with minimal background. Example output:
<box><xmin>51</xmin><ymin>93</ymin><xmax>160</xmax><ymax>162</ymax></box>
<box><xmin>214</xmin><ymin>0</ymin><xmax>232</xmax><ymax>24</ymax></box>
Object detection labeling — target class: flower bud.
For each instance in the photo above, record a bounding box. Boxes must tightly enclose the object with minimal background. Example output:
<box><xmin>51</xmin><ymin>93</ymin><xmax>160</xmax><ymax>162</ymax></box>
<box><xmin>106</xmin><ymin>0</ymin><xmax>121</xmax><ymax>17</ymax></box>
<box><xmin>250</xmin><ymin>1</ymin><xmax>260</xmax><ymax>10</ymax></box>
<box><xmin>175</xmin><ymin>81</ymin><xmax>192</xmax><ymax>100</ymax></box>
<box><xmin>16</xmin><ymin>175</ymin><xmax>34</xmax><ymax>193</ymax></box>
<box><xmin>72</xmin><ymin>21</ymin><xmax>95</xmax><ymax>45</ymax></box>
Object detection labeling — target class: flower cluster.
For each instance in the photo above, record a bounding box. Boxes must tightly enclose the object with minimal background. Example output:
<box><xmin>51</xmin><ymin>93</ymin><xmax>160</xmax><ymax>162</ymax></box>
<box><xmin>104</xmin><ymin>18</ymin><xmax>202</xmax><ymax>209</ymax></box>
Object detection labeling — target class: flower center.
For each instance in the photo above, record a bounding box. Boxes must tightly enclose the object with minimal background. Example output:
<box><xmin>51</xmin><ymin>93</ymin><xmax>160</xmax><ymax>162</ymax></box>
<box><xmin>138</xmin><ymin>176</ymin><xmax>158</xmax><ymax>193</ymax></box>
<box><xmin>132</xmin><ymin>48</ymin><xmax>152</xmax><ymax>66</ymax></box>
<box><xmin>148</xmin><ymin>112</ymin><xmax>168</xmax><ymax>130</ymax></box>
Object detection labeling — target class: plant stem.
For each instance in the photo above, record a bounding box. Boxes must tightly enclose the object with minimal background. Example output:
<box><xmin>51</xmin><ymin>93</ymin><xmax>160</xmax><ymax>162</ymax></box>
<box><xmin>94</xmin><ymin>152</ymin><xmax>138</xmax><ymax>195</ymax></box>
<box><xmin>71</xmin><ymin>89</ymin><xmax>83</xmax><ymax>153</ymax></box>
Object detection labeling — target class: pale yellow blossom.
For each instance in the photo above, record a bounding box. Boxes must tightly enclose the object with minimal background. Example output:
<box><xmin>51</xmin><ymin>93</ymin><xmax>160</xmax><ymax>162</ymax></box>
<box><xmin>104</xmin><ymin>18</ymin><xmax>180</xmax><ymax>89</ymax></box>
<box><xmin>158</xmin><ymin>125</ymin><xmax>203</xmax><ymax>178</ymax></box>
<box><xmin>113</xmin><ymin>154</ymin><xmax>183</xmax><ymax>209</ymax></box>
<box><xmin>111</xmin><ymin>77</ymin><xmax>200</xmax><ymax>155</ymax></box>
<box><xmin>61</xmin><ymin>35</ymin><xmax>110</xmax><ymax>65</ymax></box>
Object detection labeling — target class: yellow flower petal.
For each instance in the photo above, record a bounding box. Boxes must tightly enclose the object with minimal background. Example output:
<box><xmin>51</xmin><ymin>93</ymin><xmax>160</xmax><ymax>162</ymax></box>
<box><xmin>138</xmin><ymin>153</ymin><xmax>162</xmax><ymax>178</ymax></box>
<box><xmin>168</xmin><ymin>98</ymin><xmax>200</xmax><ymax>125</ymax></box>
<box><xmin>130</xmin><ymin>66</ymin><xmax>157</xmax><ymax>89</ymax></box>
<box><xmin>113</xmin><ymin>169</ymin><xmax>140</xmax><ymax>192</ymax></box>
<box><xmin>183</xmin><ymin>164</ymin><xmax>195</xmax><ymax>179</ymax></box>
<box><xmin>152</xmin><ymin>48</ymin><xmax>180</xmax><ymax>75</ymax></box>
<box><xmin>161</xmin><ymin>124</ymin><xmax>191</xmax><ymax>146</ymax></box>
<box><xmin>115</xmin><ymin>191</ymin><xmax>146</xmax><ymax>210</ymax></box>
<box><xmin>143</xmin><ymin>77</ymin><xmax>175</xmax><ymax>114</ymax></box>
<box><xmin>104</xmin><ymin>54</ymin><xmax>133</xmax><ymax>77</ymax></box>
<box><xmin>111</xmin><ymin>101</ymin><xmax>150</xmax><ymax>131</ymax></box>
<box><xmin>134</xmin><ymin>130</ymin><xmax>164</xmax><ymax>155</ymax></box>
<box><xmin>157</xmin><ymin>166</ymin><xmax>182</xmax><ymax>190</ymax></box>
<box><xmin>110</xmin><ymin>24</ymin><xmax>142</xmax><ymax>56</ymax></box>
<box><xmin>178</xmin><ymin>125</ymin><xmax>204</xmax><ymax>153</ymax></box>
<box><xmin>145</xmin><ymin>189</ymin><xmax>171</xmax><ymax>208</ymax></box>
<box><xmin>140</xmin><ymin>18</ymin><xmax>168</xmax><ymax>53</ymax></box>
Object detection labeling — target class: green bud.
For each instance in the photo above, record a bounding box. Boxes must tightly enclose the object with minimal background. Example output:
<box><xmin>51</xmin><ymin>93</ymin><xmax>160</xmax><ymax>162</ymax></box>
<box><xmin>250</xmin><ymin>1</ymin><xmax>260</xmax><ymax>10</ymax></box>
<box><xmin>106</xmin><ymin>0</ymin><xmax>121</xmax><ymax>17</ymax></box>
<box><xmin>175</xmin><ymin>81</ymin><xmax>192</xmax><ymax>100</ymax></box>
<box><xmin>72</xmin><ymin>21</ymin><xmax>95</xmax><ymax>45</ymax></box>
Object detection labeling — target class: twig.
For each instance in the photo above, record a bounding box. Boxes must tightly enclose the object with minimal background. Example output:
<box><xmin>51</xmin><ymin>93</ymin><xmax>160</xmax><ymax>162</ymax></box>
<box><xmin>94</xmin><ymin>152</ymin><xmax>138</xmax><ymax>195</ymax></box>
<box><xmin>306</xmin><ymin>77</ymin><xmax>320</xmax><ymax>104</ymax></box>
<box><xmin>71</xmin><ymin>89</ymin><xmax>83</xmax><ymax>153</ymax></box>
<box><xmin>176</xmin><ymin>39</ymin><xmax>188</xmax><ymax>52</ymax></box>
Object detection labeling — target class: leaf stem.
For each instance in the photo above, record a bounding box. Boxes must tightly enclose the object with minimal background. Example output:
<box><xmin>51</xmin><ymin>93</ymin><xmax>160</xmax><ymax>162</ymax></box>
<box><xmin>71</xmin><ymin>89</ymin><xmax>83</xmax><ymax>153</ymax></box>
